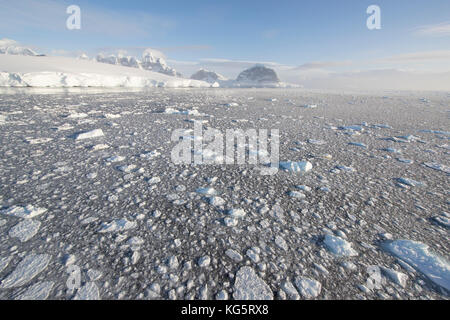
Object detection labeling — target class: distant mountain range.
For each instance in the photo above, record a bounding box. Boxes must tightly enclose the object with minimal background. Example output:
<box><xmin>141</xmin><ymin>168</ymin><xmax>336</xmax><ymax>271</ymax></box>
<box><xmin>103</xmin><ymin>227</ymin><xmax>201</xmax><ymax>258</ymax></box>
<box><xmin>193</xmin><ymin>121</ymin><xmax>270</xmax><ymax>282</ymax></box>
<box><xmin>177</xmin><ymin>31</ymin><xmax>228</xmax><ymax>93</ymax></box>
<box><xmin>93</xmin><ymin>51</ymin><xmax>182</xmax><ymax>77</ymax></box>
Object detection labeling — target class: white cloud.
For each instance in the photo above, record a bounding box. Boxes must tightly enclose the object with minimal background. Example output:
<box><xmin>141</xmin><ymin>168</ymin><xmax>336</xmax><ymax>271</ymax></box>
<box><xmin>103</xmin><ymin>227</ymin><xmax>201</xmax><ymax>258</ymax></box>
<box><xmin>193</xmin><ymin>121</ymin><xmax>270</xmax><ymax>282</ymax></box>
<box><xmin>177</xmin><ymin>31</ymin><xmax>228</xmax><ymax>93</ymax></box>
<box><xmin>0</xmin><ymin>38</ymin><xmax>18</xmax><ymax>47</ymax></box>
<box><xmin>377</xmin><ymin>50</ymin><xmax>450</xmax><ymax>63</ymax></box>
<box><xmin>414</xmin><ymin>22</ymin><xmax>450</xmax><ymax>37</ymax></box>
<box><xmin>294</xmin><ymin>60</ymin><xmax>353</xmax><ymax>70</ymax></box>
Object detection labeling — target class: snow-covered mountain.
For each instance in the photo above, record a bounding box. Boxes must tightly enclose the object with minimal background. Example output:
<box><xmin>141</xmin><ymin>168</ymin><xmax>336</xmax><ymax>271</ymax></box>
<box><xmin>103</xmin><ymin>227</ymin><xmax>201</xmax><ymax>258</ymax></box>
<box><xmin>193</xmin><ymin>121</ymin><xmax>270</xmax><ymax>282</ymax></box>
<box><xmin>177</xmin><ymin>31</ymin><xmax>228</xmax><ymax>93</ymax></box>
<box><xmin>0</xmin><ymin>55</ymin><xmax>211</xmax><ymax>88</ymax></box>
<box><xmin>229</xmin><ymin>64</ymin><xmax>297</xmax><ymax>88</ymax></box>
<box><xmin>95</xmin><ymin>51</ymin><xmax>182</xmax><ymax>77</ymax></box>
<box><xmin>236</xmin><ymin>64</ymin><xmax>280</xmax><ymax>84</ymax></box>
<box><xmin>0</xmin><ymin>38</ymin><xmax>39</xmax><ymax>56</ymax></box>
<box><xmin>190</xmin><ymin>69</ymin><xmax>227</xmax><ymax>84</ymax></box>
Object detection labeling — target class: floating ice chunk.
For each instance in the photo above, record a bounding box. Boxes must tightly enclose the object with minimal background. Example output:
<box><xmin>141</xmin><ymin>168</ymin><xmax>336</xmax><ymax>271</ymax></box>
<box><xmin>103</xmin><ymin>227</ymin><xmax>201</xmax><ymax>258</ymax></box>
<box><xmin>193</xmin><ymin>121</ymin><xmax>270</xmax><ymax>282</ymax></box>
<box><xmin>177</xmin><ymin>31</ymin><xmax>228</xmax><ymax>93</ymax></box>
<box><xmin>432</xmin><ymin>212</ymin><xmax>450</xmax><ymax>228</ymax></box>
<box><xmin>233</xmin><ymin>266</ymin><xmax>273</xmax><ymax>300</ymax></box>
<box><xmin>75</xmin><ymin>129</ymin><xmax>104</xmax><ymax>140</ymax></box>
<box><xmin>9</xmin><ymin>219</ymin><xmax>41</xmax><ymax>242</ymax></box>
<box><xmin>274</xmin><ymin>235</ymin><xmax>288</xmax><ymax>251</ymax></box>
<box><xmin>0</xmin><ymin>256</ymin><xmax>12</xmax><ymax>273</ymax></box>
<box><xmin>223</xmin><ymin>217</ymin><xmax>238</xmax><ymax>227</ymax></box>
<box><xmin>90</xmin><ymin>144</ymin><xmax>109</xmax><ymax>151</ymax></box>
<box><xmin>348</xmin><ymin>142</ymin><xmax>367</xmax><ymax>149</ymax></box>
<box><xmin>209</xmin><ymin>196</ymin><xmax>225</xmax><ymax>206</ymax></box>
<box><xmin>74</xmin><ymin>282</ymin><xmax>100</xmax><ymax>300</ymax></box>
<box><xmin>397</xmin><ymin>158</ymin><xmax>413</xmax><ymax>164</ymax></box>
<box><xmin>339</xmin><ymin>125</ymin><xmax>364</xmax><ymax>132</ymax></box>
<box><xmin>281</xmin><ymin>281</ymin><xmax>300</xmax><ymax>300</ymax></box>
<box><xmin>87</xmin><ymin>269</ymin><xmax>103</xmax><ymax>282</ymax></box>
<box><xmin>295</xmin><ymin>185</ymin><xmax>311</xmax><ymax>192</ymax></box>
<box><xmin>307</xmin><ymin>139</ymin><xmax>326</xmax><ymax>145</ymax></box>
<box><xmin>140</xmin><ymin>150</ymin><xmax>161</xmax><ymax>160</ymax></box>
<box><xmin>323</xmin><ymin>234</ymin><xmax>358</xmax><ymax>257</ymax></box>
<box><xmin>103</xmin><ymin>113</ymin><xmax>121</xmax><ymax>119</ymax></box>
<box><xmin>65</xmin><ymin>112</ymin><xmax>88</xmax><ymax>119</ymax></box>
<box><xmin>105</xmin><ymin>155</ymin><xmax>125</xmax><ymax>163</ymax></box>
<box><xmin>396</xmin><ymin>177</ymin><xmax>425</xmax><ymax>187</ymax></box>
<box><xmin>225</xmin><ymin>249</ymin><xmax>243</xmax><ymax>262</ymax></box>
<box><xmin>163</xmin><ymin>107</ymin><xmax>205</xmax><ymax>116</ymax></box>
<box><xmin>279</xmin><ymin>161</ymin><xmax>312</xmax><ymax>173</ymax></box>
<box><xmin>294</xmin><ymin>277</ymin><xmax>321</xmax><ymax>299</ymax></box>
<box><xmin>0</xmin><ymin>114</ymin><xmax>7</xmax><ymax>125</ymax></box>
<box><xmin>55</xmin><ymin>123</ymin><xmax>74</xmax><ymax>131</ymax></box>
<box><xmin>382</xmin><ymin>147</ymin><xmax>400</xmax><ymax>153</ymax></box>
<box><xmin>1</xmin><ymin>205</ymin><xmax>47</xmax><ymax>219</ymax></box>
<box><xmin>198</xmin><ymin>256</ymin><xmax>211</xmax><ymax>268</ymax></box>
<box><xmin>225</xmin><ymin>102</ymin><xmax>239</xmax><ymax>107</ymax></box>
<box><xmin>419</xmin><ymin>130</ymin><xmax>450</xmax><ymax>136</ymax></box>
<box><xmin>148</xmin><ymin>176</ymin><xmax>161</xmax><ymax>184</ymax></box>
<box><xmin>246</xmin><ymin>247</ymin><xmax>260</xmax><ymax>263</ymax></box>
<box><xmin>196</xmin><ymin>187</ymin><xmax>217</xmax><ymax>195</ymax></box>
<box><xmin>373</xmin><ymin>124</ymin><xmax>392</xmax><ymax>129</ymax></box>
<box><xmin>0</xmin><ymin>254</ymin><xmax>51</xmax><ymax>288</ymax></box>
<box><xmin>423</xmin><ymin>162</ymin><xmax>450</xmax><ymax>174</ymax></box>
<box><xmin>116</xmin><ymin>164</ymin><xmax>137</xmax><ymax>173</ymax></box>
<box><xmin>335</xmin><ymin>165</ymin><xmax>356</xmax><ymax>173</ymax></box>
<box><xmin>128</xmin><ymin>236</ymin><xmax>144</xmax><ymax>246</ymax></box>
<box><xmin>25</xmin><ymin>137</ymin><xmax>53</xmax><ymax>144</ymax></box>
<box><xmin>382</xmin><ymin>240</ymin><xmax>450</xmax><ymax>292</ymax></box>
<box><xmin>16</xmin><ymin>281</ymin><xmax>54</xmax><ymax>300</ymax></box>
<box><xmin>288</xmin><ymin>191</ymin><xmax>306</xmax><ymax>199</ymax></box>
<box><xmin>380</xmin><ymin>267</ymin><xmax>408</xmax><ymax>288</ymax></box>
<box><xmin>99</xmin><ymin>218</ymin><xmax>137</xmax><ymax>233</ymax></box>
<box><xmin>227</xmin><ymin>208</ymin><xmax>246</xmax><ymax>218</ymax></box>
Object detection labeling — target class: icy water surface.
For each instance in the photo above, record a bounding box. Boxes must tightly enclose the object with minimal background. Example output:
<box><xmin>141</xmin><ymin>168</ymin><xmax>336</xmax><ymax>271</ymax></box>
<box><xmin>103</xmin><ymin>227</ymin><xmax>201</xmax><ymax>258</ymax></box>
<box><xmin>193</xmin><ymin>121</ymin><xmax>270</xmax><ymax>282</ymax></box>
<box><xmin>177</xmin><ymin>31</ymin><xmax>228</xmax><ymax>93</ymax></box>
<box><xmin>0</xmin><ymin>88</ymin><xmax>448</xmax><ymax>299</ymax></box>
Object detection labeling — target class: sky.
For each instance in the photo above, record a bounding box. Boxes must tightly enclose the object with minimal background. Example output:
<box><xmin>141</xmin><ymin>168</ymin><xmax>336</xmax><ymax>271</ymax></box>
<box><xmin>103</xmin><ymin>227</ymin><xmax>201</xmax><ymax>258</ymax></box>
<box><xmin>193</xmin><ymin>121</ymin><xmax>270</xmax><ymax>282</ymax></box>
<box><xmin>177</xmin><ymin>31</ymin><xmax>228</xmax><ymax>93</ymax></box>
<box><xmin>1</xmin><ymin>0</ymin><xmax>450</xmax><ymax>85</ymax></box>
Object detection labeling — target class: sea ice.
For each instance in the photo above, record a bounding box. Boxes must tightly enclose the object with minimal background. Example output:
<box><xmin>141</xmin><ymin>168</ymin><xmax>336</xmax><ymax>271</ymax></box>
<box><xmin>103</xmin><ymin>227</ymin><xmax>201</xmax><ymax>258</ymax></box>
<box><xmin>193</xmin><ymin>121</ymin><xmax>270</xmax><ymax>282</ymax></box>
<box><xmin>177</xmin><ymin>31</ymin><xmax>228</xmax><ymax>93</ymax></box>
<box><xmin>1</xmin><ymin>205</ymin><xmax>47</xmax><ymax>219</ymax></box>
<box><xmin>99</xmin><ymin>218</ymin><xmax>137</xmax><ymax>233</ymax></box>
<box><xmin>382</xmin><ymin>240</ymin><xmax>450</xmax><ymax>292</ymax></box>
<box><xmin>74</xmin><ymin>282</ymin><xmax>100</xmax><ymax>300</ymax></box>
<box><xmin>75</xmin><ymin>129</ymin><xmax>104</xmax><ymax>140</ymax></box>
<box><xmin>396</xmin><ymin>178</ymin><xmax>425</xmax><ymax>187</ymax></box>
<box><xmin>233</xmin><ymin>266</ymin><xmax>273</xmax><ymax>300</ymax></box>
<box><xmin>294</xmin><ymin>277</ymin><xmax>322</xmax><ymax>299</ymax></box>
<box><xmin>323</xmin><ymin>234</ymin><xmax>358</xmax><ymax>257</ymax></box>
<box><xmin>423</xmin><ymin>162</ymin><xmax>450</xmax><ymax>174</ymax></box>
<box><xmin>279</xmin><ymin>161</ymin><xmax>313</xmax><ymax>173</ymax></box>
<box><xmin>9</xmin><ymin>219</ymin><xmax>41</xmax><ymax>242</ymax></box>
<box><xmin>0</xmin><ymin>254</ymin><xmax>51</xmax><ymax>288</ymax></box>
<box><xmin>16</xmin><ymin>281</ymin><xmax>54</xmax><ymax>300</ymax></box>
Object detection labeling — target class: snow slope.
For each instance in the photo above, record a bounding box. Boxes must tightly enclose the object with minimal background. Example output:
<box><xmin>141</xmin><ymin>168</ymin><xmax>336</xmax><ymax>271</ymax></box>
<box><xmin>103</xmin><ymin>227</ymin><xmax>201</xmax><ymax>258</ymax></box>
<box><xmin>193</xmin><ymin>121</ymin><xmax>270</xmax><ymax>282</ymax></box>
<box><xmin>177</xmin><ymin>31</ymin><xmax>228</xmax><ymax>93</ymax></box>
<box><xmin>0</xmin><ymin>55</ymin><xmax>210</xmax><ymax>88</ymax></box>
<box><xmin>190</xmin><ymin>69</ymin><xmax>228</xmax><ymax>84</ymax></box>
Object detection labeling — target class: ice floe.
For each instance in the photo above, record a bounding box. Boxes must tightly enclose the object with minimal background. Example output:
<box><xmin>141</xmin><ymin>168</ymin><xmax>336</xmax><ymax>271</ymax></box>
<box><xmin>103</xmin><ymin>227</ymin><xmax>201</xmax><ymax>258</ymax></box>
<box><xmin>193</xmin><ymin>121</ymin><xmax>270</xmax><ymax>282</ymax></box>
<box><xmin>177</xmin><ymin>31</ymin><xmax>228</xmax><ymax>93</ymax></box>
<box><xmin>74</xmin><ymin>282</ymin><xmax>100</xmax><ymax>300</ymax></box>
<box><xmin>99</xmin><ymin>218</ymin><xmax>137</xmax><ymax>233</ymax></box>
<box><xmin>423</xmin><ymin>162</ymin><xmax>450</xmax><ymax>174</ymax></box>
<box><xmin>0</xmin><ymin>254</ymin><xmax>51</xmax><ymax>288</ymax></box>
<box><xmin>9</xmin><ymin>219</ymin><xmax>41</xmax><ymax>242</ymax></box>
<box><xmin>323</xmin><ymin>234</ymin><xmax>358</xmax><ymax>257</ymax></box>
<box><xmin>16</xmin><ymin>281</ymin><xmax>54</xmax><ymax>300</ymax></box>
<box><xmin>75</xmin><ymin>129</ymin><xmax>104</xmax><ymax>140</ymax></box>
<box><xmin>294</xmin><ymin>277</ymin><xmax>322</xmax><ymax>299</ymax></box>
<box><xmin>382</xmin><ymin>240</ymin><xmax>450</xmax><ymax>292</ymax></box>
<box><xmin>396</xmin><ymin>177</ymin><xmax>425</xmax><ymax>187</ymax></box>
<box><xmin>233</xmin><ymin>266</ymin><xmax>273</xmax><ymax>300</ymax></box>
<box><xmin>1</xmin><ymin>205</ymin><xmax>47</xmax><ymax>219</ymax></box>
<box><xmin>279</xmin><ymin>161</ymin><xmax>313</xmax><ymax>173</ymax></box>
<box><xmin>432</xmin><ymin>212</ymin><xmax>450</xmax><ymax>228</ymax></box>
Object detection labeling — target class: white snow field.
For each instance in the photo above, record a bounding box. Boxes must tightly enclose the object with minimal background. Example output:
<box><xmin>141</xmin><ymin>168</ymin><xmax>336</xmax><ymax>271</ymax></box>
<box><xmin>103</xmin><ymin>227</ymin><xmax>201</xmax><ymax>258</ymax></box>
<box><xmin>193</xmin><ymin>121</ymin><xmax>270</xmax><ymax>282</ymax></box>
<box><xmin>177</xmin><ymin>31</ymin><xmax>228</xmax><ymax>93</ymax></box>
<box><xmin>0</xmin><ymin>55</ymin><xmax>211</xmax><ymax>88</ymax></box>
<box><xmin>0</xmin><ymin>88</ymin><xmax>449</xmax><ymax>300</ymax></box>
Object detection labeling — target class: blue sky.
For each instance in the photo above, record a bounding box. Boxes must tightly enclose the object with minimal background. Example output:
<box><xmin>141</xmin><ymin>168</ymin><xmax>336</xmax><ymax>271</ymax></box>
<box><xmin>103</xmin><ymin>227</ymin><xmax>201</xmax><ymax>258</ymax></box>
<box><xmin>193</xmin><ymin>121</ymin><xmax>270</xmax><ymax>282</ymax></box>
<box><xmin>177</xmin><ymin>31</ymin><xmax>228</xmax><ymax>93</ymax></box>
<box><xmin>1</xmin><ymin>0</ymin><xmax>450</xmax><ymax>79</ymax></box>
